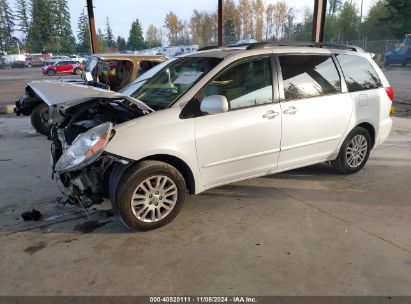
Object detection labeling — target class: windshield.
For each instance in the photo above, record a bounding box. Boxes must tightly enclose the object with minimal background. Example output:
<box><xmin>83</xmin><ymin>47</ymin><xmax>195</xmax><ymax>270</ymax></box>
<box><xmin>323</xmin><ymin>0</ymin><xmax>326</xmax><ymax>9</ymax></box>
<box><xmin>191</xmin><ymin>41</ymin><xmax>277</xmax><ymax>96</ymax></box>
<box><xmin>119</xmin><ymin>58</ymin><xmax>177</xmax><ymax>96</ymax></box>
<box><xmin>130</xmin><ymin>56</ymin><xmax>222</xmax><ymax>110</ymax></box>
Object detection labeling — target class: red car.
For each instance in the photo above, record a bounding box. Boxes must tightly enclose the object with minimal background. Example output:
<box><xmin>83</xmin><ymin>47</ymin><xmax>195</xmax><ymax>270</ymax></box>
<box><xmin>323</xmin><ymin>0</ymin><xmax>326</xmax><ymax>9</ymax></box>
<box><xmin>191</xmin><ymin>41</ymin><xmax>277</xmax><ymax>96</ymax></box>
<box><xmin>42</xmin><ymin>60</ymin><xmax>83</xmax><ymax>76</ymax></box>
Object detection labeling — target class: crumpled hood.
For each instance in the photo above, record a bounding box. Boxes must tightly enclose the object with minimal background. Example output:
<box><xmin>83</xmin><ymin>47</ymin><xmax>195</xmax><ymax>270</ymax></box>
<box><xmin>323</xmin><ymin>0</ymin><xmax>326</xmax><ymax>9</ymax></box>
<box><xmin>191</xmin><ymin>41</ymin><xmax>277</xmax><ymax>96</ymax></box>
<box><xmin>27</xmin><ymin>81</ymin><xmax>153</xmax><ymax>112</ymax></box>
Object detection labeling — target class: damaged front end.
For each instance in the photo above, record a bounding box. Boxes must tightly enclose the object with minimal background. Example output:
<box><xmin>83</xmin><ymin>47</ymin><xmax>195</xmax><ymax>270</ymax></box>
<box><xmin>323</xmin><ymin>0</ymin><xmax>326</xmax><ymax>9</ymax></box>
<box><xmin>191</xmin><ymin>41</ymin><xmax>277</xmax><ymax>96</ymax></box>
<box><xmin>50</xmin><ymin>97</ymin><xmax>150</xmax><ymax>210</ymax></box>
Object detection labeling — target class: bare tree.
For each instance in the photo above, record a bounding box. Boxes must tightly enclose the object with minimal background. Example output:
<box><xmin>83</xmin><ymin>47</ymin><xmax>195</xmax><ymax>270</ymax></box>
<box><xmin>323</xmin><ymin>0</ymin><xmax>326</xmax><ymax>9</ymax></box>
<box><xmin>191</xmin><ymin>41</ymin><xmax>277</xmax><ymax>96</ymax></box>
<box><xmin>253</xmin><ymin>0</ymin><xmax>264</xmax><ymax>41</ymax></box>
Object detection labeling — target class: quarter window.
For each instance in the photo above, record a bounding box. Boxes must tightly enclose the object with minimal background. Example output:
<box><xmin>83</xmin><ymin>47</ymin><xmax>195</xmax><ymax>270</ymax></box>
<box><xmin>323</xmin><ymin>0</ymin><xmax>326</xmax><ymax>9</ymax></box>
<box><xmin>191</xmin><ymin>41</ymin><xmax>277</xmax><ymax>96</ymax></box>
<box><xmin>279</xmin><ymin>55</ymin><xmax>341</xmax><ymax>100</ymax></box>
<box><xmin>336</xmin><ymin>54</ymin><xmax>382</xmax><ymax>92</ymax></box>
<box><xmin>203</xmin><ymin>57</ymin><xmax>273</xmax><ymax>110</ymax></box>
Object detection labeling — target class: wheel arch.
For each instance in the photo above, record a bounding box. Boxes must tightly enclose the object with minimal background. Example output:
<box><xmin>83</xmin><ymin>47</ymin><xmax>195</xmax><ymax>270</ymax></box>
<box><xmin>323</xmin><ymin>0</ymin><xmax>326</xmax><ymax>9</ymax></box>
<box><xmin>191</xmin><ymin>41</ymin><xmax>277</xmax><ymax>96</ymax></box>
<box><xmin>140</xmin><ymin>154</ymin><xmax>196</xmax><ymax>195</ymax></box>
<box><xmin>356</xmin><ymin>122</ymin><xmax>376</xmax><ymax>148</ymax></box>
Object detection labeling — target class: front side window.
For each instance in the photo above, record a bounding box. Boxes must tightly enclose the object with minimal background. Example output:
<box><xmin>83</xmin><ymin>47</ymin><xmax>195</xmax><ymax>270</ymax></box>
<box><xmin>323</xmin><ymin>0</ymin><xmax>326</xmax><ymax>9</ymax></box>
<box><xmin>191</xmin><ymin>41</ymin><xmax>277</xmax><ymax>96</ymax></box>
<box><xmin>279</xmin><ymin>55</ymin><xmax>341</xmax><ymax>100</ymax></box>
<box><xmin>132</xmin><ymin>57</ymin><xmax>222</xmax><ymax>110</ymax></box>
<box><xmin>202</xmin><ymin>56</ymin><xmax>273</xmax><ymax>110</ymax></box>
<box><xmin>336</xmin><ymin>54</ymin><xmax>382</xmax><ymax>92</ymax></box>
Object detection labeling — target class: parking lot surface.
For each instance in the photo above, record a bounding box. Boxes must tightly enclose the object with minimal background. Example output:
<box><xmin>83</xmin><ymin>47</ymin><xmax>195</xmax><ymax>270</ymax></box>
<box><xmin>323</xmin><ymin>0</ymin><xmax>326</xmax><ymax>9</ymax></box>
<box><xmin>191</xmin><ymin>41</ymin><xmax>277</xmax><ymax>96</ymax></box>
<box><xmin>0</xmin><ymin>115</ymin><xmax>410</xmax><ymax>295</ymax></box>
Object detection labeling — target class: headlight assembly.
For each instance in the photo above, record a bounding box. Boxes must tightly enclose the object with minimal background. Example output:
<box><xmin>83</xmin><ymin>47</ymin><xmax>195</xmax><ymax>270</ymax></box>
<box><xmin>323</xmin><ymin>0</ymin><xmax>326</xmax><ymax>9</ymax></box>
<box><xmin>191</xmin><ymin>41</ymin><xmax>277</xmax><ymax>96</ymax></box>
<box><xmin>55</xmin><ymin>122</ymin><xmax>113</xmax><ymax>172</ymax></box>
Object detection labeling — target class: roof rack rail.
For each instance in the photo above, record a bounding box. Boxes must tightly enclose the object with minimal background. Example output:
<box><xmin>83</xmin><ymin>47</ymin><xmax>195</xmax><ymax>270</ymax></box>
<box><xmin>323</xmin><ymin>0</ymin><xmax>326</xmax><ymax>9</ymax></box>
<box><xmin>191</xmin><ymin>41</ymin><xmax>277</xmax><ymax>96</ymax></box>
<box><xmin>240</xmin><ymin>41</ymin><xmax>364</xmax><ymax>52</ymax></box>
<box><xmin>197</xmin><ymin>46</ymin><xmax>220</xmax><ymax>51</ymax></box>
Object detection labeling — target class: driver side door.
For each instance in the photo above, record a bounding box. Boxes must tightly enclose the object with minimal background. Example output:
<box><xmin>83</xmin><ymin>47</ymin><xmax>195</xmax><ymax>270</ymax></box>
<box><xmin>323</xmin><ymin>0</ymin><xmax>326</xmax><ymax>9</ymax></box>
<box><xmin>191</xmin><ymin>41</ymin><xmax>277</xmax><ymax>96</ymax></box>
<box><xmin>194</xmin><ymin>56</ymin><xmax>282</xmax><ymax>188</ymax></box>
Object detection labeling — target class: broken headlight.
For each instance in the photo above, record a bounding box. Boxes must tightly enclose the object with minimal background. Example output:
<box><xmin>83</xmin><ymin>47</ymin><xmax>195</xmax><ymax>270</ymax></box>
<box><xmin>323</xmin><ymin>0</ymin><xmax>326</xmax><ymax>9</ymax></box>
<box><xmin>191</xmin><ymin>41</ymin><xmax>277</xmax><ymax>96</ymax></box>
<box><xmin>55</xmin><ymin>122</ymin><xmax>113</xmax><ymax>173</ymax></box>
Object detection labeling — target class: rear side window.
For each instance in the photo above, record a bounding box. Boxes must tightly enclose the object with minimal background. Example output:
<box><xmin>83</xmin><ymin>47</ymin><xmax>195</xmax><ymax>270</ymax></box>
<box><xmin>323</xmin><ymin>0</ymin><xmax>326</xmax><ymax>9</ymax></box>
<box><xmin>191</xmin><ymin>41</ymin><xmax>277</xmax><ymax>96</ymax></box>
<box><xmin>336</xmin><ymin>54</ymin><xmax>382</xmax><ymax>92</ymax></box>
<box><xmin>279</xmin><ymin>55</ymin><xmax>341</xmax><ymax>100</ymax></box>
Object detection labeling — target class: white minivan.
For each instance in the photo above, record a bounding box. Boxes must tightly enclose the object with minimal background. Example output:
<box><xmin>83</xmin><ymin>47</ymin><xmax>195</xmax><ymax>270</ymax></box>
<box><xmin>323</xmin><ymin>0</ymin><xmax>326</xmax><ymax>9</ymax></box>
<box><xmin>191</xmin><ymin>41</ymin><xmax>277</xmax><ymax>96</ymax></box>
<box><xmin>42</xmin><ymin>44</ymin><xmax>393</xmax><ymax>230</ymax></box>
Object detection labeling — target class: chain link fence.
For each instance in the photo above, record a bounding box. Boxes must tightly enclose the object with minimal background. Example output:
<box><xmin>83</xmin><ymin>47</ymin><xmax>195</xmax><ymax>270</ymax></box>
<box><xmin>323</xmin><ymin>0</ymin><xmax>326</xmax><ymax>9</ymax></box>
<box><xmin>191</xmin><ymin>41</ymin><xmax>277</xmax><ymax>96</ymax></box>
<box><xmin>328</xmin><ymin>39</ymin><xmax>403</xmax><ymax>66</ymax></box>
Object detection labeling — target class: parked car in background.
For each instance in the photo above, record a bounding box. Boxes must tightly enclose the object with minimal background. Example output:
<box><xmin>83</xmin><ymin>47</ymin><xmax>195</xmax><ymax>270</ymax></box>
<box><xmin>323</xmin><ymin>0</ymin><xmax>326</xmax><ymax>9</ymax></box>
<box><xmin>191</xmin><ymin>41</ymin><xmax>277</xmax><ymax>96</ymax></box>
<box><xmin>41</xmin><ymin>60</ymin><xmax>84</xmax><ymax>76</ymax></box>
<box><xmin>69</xmin><ymin>54</ymin><xmax>85</xmax><ymax>63</ymax></box>
<box><xmin>25</xmin><ymin>53</ymin><xmax>51</xmax><ymax>68</ymax></box>
<box><xmin>28</xmin><ymin>43</ymin><xmax>393</xmax><ymax>231</ymax></box>
<box><xmin>15</xmin><ymin>54</ymin><xmax>166</xmax><ymax>135</ymax></box>
<box><xmin>385</xmin><ymin>34</ymin><xmax>411</xmax><ymax>67</ymax></box>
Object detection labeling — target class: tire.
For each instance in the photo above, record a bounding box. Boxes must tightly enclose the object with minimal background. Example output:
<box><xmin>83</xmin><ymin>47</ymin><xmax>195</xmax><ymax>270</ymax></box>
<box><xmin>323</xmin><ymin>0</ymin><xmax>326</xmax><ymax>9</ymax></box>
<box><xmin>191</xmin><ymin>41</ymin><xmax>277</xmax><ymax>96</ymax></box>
<box><xmin>73</xmin><ymin>67</ymin><xmax>81</xmax><ymax>75</ymax></box>
<box><xmin>47</xmin><ymin>69</ymin><xmax>56</xmax><ymax>76</ymax></box>
<box><xmin>115</xmin><ymin>160</ymin><xmax>187</xmax><ymax>231</ymax></box>
<box><xmin>331</xmin><ymin>126</ymin><xmax>372</xmax><ymax>174</ymax></box>
<box><xmin>31</xmin><ymin>103</ymin><xmax>51</xmax><ymax>136</ymax></box>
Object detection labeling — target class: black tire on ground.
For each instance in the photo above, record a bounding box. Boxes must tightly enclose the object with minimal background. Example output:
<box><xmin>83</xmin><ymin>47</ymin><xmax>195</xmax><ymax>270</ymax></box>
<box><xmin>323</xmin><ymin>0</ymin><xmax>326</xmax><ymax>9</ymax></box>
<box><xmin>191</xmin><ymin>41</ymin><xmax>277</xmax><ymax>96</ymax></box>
<box><xmin>331</xmin><ymin>126</ymin><xmax>372</xmax><ymax>174</ymax></box>
<box><xmin>47</xmin><ymin>69</ymin><xmax>56</xmax><ymax>76</ymax></box>
<box><xmin>30</xmin><ymin>103</ymin><xmax>51</xmax><ymax>136</ymax></box>
<box><xmin>115</xmin><ymin>160</ymin><xmax>187</xmax><ymax>231</ymax></box>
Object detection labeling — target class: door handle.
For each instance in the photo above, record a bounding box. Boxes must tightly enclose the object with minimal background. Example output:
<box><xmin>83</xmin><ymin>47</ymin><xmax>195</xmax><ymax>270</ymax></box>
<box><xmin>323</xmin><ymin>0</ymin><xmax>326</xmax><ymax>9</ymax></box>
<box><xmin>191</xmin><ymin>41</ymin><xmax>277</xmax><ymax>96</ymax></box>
<box><xmin>262</xmin><ymin>110</ymin><xmax>279</xmax><ymax>119</ymax></box>
<box><xmin>283</xmin><ymin>106</ymin><xmax>297</xmax><ymax>115</ymax></box>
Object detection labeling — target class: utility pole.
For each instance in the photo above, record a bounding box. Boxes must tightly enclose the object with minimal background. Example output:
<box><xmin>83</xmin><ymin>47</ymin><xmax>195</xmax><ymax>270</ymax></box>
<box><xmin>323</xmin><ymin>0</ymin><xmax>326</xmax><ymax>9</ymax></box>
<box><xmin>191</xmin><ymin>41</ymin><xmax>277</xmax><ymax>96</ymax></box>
<box><xmin>218</xmin><ymin>0</ymin><xmax>223</xmax><ymax>46</ymax></box>
<box><xmin>311</xmin><ymin>0</ymin><xmax>327</xmax><ymax>43</ymax></box>
<box><xmin>86</xmin><ymin>0</ymin><xmax>99</xmax><ymax>53</ymax></box>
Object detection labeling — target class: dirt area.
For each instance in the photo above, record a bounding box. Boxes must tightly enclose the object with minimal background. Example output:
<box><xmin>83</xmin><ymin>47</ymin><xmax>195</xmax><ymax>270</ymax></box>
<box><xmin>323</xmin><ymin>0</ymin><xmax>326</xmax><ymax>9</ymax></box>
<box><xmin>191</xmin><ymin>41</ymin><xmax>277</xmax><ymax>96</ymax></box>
<box><xmin>0</xmin><ymin>67</ymin><xmax>78</xmax><ymax>104</ymax></box>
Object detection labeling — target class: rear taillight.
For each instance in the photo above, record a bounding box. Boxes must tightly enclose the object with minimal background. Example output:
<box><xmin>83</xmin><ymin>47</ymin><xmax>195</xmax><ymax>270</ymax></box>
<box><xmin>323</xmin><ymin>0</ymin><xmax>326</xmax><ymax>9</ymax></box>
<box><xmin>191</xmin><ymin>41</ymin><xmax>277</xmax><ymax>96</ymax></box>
<box><xmin>385</xmin><ymin>86</ymin><xmax>394</xmax><ymax>101</ymax></box>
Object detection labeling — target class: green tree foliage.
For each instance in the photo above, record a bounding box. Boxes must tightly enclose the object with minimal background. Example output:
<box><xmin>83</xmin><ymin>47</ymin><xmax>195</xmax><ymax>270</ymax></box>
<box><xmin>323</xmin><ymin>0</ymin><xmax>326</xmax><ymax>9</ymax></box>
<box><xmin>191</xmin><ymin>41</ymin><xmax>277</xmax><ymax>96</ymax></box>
<box><xmin>128</xmin><ymin>18</ymin><xmax>145</xmax><ymax>50</ymax></box>
<box><xmin>97</xmin><ymin>28</ymin><xmax>107</xmax><ymax>52</ymax></box>
<box><xmin>104</xmin><ymin>17</ymin><xmax>115</xmax><ymax>48</ymax></box>
<box><xmin>294</xmin><ymin>8</ymin><xmax>313</xmax><ymax>41</ymax></box>
<box><xmin>116</xmin><ymin>36</ymin><xmax>127</xmax><ymax>51</ymax></box>
<box><xmin>337</xmin><ymin>1</ymin><xmax>359</xmax><ymax>40</ymax></box>
<box><xmin>361</xmin><ymin>1</ymin><xmax>394</xmax><ymax>40</ymax></box>
<box><xmin>15</xmin><ymin>0</ymin><xmax>30</xmax><ymax>39</ymax></box>
<box><xmin>27</xmin><ymin>0</ymin><xmax>54</xmax><ymax>52</ymax></box>
<box><xmin>223</xmin><ymin>19</ymin><xmax>236</xmax><ymax>45</ymax></box>
<box><xmin>52</xmin><ymin>0</ymin><xmax>75</xmax><ymax>53</ymax></box>
<box><xmin>77</xmin><ymin>9</ymin><xmax>91</xmax><ymax>54</ymax></box>
<box><xmin>383</xmin><ymin>0</ymin><xmax>411</xmax><ymax>37</ymax></box>
<box><xmin>0</xmin><ymin>0</ymin><xmax>16</xmax><ymax>53</ymax></box>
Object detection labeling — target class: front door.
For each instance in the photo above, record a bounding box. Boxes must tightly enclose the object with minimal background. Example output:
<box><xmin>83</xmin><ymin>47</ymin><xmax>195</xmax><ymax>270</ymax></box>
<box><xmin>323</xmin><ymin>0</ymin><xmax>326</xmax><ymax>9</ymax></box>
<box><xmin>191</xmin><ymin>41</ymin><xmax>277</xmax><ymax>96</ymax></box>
<box><xmin>195</xmin><ymin>56</ymin><xmax>282</xmax><ymax>187</ymax></box>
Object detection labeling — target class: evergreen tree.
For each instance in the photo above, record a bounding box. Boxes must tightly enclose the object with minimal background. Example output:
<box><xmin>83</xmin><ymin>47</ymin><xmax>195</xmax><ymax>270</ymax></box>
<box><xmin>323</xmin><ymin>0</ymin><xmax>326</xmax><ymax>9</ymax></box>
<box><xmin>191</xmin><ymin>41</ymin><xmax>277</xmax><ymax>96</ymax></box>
<box><xmin>97</xmin><ymin>28</ymin><xmax>107</xmax><ymax>52</ymax></box>
<box><xmin>15</xmin><ymin>0</ymin><xmax>30</xmax><ymax>39</ymax></box>
<box><xmin>52</xmin><ymin>0</ymin><xmax>75</xmax><ymax>53</ymax></box>
<box><xmin>384</xmin><ymin>0</ymin><xmax>411</xmax><ymax>37</ymax></box>
<box><xmin>223</xmin><ymin>19</ymin><xmax>236</xmax><ymax>45</ymax></box>
<box><xmin>27</xmin><ymin>0</ymin><xmax>54</xmax><ymax>52</ymax></box>
<box><xmin>77</xmin><ymin>9</ymin><xmax>91</xmax><ymax>53</ymax></box>
<box><xmin>116</xmin><ymin>36</ymin><xmax>127</xmax><ymax>51</ymax></box>
<box><xmin>104</xmin><ymin>17</ymin><xmax>115</xmax><ymax>48</ymax></box>
<box><xmin>0</xmin><ymin>0</ymin><xmax>15</xmax><ymax>53</ymax></box>
<box><xmin>127</xmin><ymin>19</ymin><xmax>145</xmax><ymax>50</ymax></box>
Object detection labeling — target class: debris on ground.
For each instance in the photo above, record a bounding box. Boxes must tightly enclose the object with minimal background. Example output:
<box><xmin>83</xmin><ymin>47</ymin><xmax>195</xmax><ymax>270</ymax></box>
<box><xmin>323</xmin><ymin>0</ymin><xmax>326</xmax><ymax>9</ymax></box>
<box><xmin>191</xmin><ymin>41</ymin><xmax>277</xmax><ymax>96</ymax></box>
<box><xmin>21</xmin><ymin>209</ymin><xmax>41</xmax><ymax>221</ymax></box>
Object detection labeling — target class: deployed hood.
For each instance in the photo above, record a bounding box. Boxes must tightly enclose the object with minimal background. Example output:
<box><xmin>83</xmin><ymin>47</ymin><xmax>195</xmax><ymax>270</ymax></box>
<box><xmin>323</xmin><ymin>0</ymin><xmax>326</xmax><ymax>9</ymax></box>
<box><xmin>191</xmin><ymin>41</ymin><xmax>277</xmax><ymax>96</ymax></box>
<box><xmin>27</xmin><ymin>81</ymin><xmax>153</xmax><ymax>112</ymax></box>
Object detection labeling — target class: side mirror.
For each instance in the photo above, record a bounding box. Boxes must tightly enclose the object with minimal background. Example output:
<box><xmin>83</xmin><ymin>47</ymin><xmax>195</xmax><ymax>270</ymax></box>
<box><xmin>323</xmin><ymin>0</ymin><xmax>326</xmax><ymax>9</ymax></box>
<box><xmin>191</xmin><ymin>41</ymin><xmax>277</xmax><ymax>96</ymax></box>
<box><xmin>200</xmin><ymin>95</ymin><xmax>229</xmax><ymax>115</ymax></box>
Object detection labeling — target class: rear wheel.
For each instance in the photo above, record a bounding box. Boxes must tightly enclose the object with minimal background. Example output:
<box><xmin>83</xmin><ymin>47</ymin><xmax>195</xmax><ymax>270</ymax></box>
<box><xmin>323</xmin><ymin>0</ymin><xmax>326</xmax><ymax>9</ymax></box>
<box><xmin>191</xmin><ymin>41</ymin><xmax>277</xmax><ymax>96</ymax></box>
<box><xmin>115</xmin><ymin>161</ymin><xmax>187</xmax><ymax>231</ymax></box>
<box><xmin>331</xmin><ymin>127</ymin><xmax>371</xmax><ymax>174</ymax></box>
<box><xmin>47</xmin><ymin>69</ymin><xmax>56</xmax><ymax>76</ymax></box>
<box><xmin>31</xmin><ymin>103</ymin><xmax>50</xmax><ymax>136</ymax></box>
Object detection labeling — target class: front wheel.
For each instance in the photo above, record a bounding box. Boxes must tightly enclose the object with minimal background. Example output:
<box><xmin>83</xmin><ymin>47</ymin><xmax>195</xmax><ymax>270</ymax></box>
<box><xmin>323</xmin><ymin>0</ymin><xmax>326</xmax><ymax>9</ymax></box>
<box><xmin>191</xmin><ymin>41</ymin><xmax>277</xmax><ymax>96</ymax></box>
<box><xmin>115</xmin><ymin>161</ymin><xmax>187</xmax><ymax>231</ymax></box>
<box><xmin>73</xmin><ymin>67</ymin><xmax>82</xmax><ymax>75</ymax></box>
<box><xmin>31</xmin><ymin>103</ymin><xmax>51</xmax><ymax>136</ymax></box>
<box><xmin>47</xmin><ymin>69</ymin><xmax>56</xmax><ymax>76</ymax></box>
<box><xmin>331</xmin><ymin>127</ymin><xmax>372</xmax><ymax>174</ymax></box>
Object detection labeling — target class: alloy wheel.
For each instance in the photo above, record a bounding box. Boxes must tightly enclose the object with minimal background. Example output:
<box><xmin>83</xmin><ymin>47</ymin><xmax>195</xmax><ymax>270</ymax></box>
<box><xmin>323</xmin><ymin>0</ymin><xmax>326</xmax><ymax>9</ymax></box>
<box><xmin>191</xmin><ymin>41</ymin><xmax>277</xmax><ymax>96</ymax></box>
<box><xmin>130</xmin><ymin>175</ymin><xmax>178</xmax><ymax>223</ymax></box>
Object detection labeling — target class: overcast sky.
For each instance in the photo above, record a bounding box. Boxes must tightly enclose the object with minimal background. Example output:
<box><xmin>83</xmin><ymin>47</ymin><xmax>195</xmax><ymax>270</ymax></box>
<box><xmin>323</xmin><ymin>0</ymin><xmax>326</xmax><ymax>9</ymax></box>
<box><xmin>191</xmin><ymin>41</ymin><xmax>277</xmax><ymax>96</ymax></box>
<box><xmin>68</xmin><ymin>0</ymin><xmax>373</xmax><ymax>40</ymax></box>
